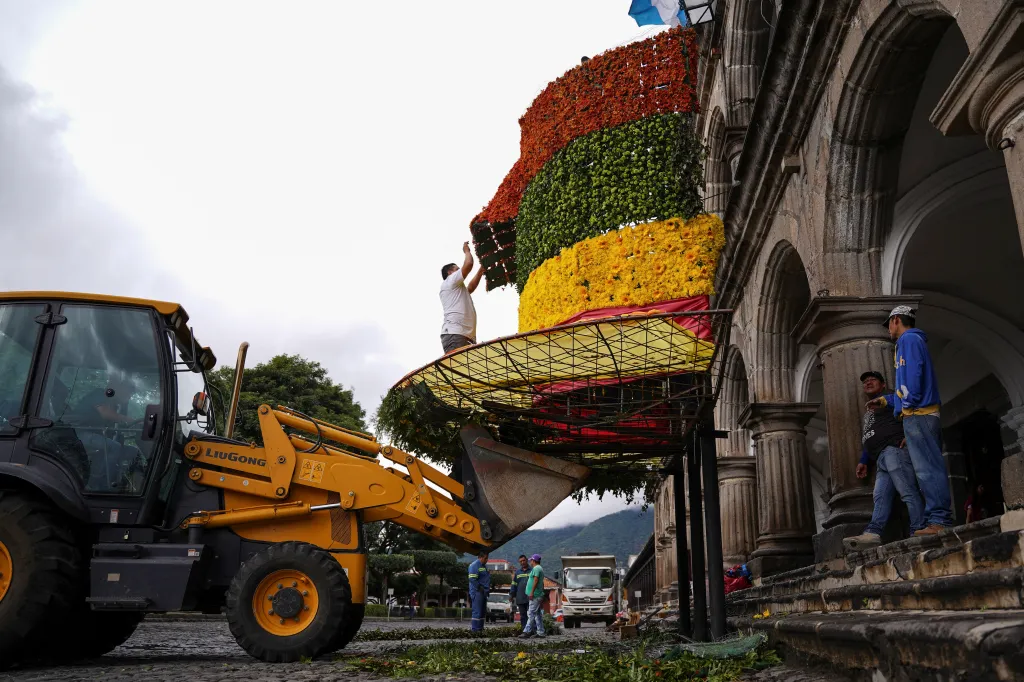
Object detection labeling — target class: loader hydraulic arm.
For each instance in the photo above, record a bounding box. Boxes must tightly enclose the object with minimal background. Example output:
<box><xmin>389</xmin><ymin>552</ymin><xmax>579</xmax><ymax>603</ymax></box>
<box><xmin>183</xmin><ymin>405</ymin><xmax>491</xmax><ymax>552</ymax></box>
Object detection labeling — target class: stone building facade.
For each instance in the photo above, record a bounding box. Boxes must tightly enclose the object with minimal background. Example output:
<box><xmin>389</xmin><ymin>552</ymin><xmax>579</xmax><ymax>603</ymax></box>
<box><xmin>654</xmin><ymin>0</ymin><xmax>1024</xmax><ymax>596</ymax></box>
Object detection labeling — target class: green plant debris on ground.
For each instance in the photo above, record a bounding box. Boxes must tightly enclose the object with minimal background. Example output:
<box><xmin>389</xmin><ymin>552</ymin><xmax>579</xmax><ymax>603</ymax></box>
<box><xmin>345</xmin><ymin>637</ymin><xmax>781</xmax><ymax>681</ymax></box>
<box><xmin>355</xmin><ymin>625</ymin><xmax>524</xmax><ymax>641</ymax></box>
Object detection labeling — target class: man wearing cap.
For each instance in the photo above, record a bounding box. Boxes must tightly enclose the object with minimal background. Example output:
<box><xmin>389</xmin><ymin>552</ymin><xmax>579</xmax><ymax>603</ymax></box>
<box><xmin>844</xmin><ymin>371</ymin><xmax>925</xmax><ymax>551</ymax></box>
<box><xmin>867</xmin><ymin>306</ymin><xmax>953</xmax><ymax>534</ymax></box>
<box><xmin>519</xmin><ymin>554</ymin><xmax>546</xmax><ymax>639</ymax></box>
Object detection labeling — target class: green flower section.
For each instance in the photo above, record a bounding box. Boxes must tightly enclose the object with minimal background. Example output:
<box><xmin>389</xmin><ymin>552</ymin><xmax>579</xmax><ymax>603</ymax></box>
<box><xmin>514</xmin><ymin>113</ymin><xmax>704</xmax><ymax>292</ymax></box>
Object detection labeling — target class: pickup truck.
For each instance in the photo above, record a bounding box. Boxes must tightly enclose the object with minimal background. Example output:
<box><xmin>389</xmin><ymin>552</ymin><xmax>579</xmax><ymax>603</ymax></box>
<box><xmin>486</xmin><ymin>591</ymin><xmax>514</xmax><ymax>623</ymax></box>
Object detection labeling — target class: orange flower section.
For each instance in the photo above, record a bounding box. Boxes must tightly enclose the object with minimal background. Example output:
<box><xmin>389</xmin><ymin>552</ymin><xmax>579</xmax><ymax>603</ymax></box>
<box><xmin>517</xmin><ymin>214</ymin><xmax>725</xmax><ymax>333</ymax></box>
<box><xmin>474</xmin><ymin>27</ymin><xmax>699</xmax><ymax>227</ymax></box>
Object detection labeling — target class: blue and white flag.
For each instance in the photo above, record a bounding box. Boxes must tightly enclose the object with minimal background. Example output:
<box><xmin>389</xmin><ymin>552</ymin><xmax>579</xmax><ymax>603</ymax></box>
<box><xmin>628</xmin><ymin>0</ymin><xmax>689</xmax><ymax>27</ymax></box>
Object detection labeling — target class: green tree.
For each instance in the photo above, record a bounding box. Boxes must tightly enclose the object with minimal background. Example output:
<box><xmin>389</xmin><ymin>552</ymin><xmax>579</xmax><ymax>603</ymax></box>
<box><xmin>410</xmin><ymin>550</ymin><xmax>459</xmax><ymax>608</ymax></box>
<box><xmin>367</xmin><ymin>553</ymin><xmax>414</xmax><ymax>605</ymax></box>
<box><xmin>208</xmin><ymin>354</ymin><xmax>365</xmax><ymax>442</ymax></box>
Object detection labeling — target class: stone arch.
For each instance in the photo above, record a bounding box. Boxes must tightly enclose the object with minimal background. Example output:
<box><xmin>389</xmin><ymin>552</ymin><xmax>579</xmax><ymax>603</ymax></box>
<box><xmin>721</xmin><ymin>0</ymin><xmax>774</xmax><ymax>131</ymax></box>
<box><xmin>882</xmin><ymin>151</ymin><xmax>1006</xmax><ymax>295</ymax></box>
<box><xmin>822</xmin><ymin>2</ymin><xmax>955</xmax><ymax>294</ymax></box>
<box><xmin>715</xmin><ymin>345</ymin><xmax>751</xmax><ymax>457</ymax></box>
<box><xmin>704</xmin><ymin>107</ymin><xmax>731</xmax><ymax>217</ymax></box>
<box><xmin>753</xmin><ymin>240</ymin><xmax>811</xmax><ymax>402</ymax></box>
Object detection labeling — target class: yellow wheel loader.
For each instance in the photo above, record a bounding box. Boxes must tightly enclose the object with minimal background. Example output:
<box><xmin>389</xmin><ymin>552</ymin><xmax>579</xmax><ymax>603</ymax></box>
<box><xmin>0</xmin><ymin>292</ymin><xmax>588</xmax><ymax>665</ymax></box>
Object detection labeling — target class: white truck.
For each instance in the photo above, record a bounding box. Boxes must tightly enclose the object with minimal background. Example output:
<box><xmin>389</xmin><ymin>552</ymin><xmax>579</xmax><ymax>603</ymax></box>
<box><xmin>559</xmin><ymin>553</ymin><xmax>619</xmax><ymax>628</ymax></box>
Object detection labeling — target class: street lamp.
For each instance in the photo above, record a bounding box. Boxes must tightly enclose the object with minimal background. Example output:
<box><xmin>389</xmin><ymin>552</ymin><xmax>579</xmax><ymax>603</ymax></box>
<box><xmin>682</xmin><ymin>0</ymin><xmax>717</xmax><ymax>25</ymax></box>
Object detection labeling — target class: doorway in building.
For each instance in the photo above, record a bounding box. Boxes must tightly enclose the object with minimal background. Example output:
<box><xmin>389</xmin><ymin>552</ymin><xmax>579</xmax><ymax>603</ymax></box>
<box><xmin>954</xmin><ymin>411</ymin><xmax>1005</xmax><ymax>525</ymax></box>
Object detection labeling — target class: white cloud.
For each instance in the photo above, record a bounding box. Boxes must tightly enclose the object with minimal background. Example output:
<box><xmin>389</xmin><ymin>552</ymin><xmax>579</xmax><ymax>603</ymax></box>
<box><xmin>0</xmin><ymin>0</ymin><xmax>665</xmax><ymax>517</ymax></box>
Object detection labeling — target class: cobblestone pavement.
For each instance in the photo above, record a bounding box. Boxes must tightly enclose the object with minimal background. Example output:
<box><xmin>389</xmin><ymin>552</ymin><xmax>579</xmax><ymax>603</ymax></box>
<box><xmin>0</xmin><ymin>619</ymin><xmax>614</xmax><ymax>682</ymax></box>
<box><xmin>0</xmin><ymin>618</ymin><xmax>846</xmax><ymax>682</ymax></box>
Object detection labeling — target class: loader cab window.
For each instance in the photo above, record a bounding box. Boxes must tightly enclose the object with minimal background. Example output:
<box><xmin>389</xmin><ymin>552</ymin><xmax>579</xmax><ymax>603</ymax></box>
<box><xmin>32</xmin><ymin>305</ymin><xmax>164</xmax><ymax>495</ymax></box>
<box><xmin>0</xmin><ymin>305</ymin><xmax>45</xmax><ymax>435</ymax></box>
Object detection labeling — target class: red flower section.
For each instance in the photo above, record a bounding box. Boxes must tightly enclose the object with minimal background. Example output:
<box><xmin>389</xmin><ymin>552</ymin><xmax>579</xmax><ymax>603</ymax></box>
<box><xmin>472</xmin><ymin>27</ymin><xmax>699</xmax><ymax>228</ymax></box>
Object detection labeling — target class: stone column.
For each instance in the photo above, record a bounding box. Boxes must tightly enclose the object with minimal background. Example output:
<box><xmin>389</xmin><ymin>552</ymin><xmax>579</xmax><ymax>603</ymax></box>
<box><xmin>931</xmin><ymin>5</ymin><xmax>1024</xmax><ymax>256</ymax></box>
<box><xmin>741</xmin><ymin>403</ymin><xmax>818</xmax><ymax>576</ymax></box>
<box><xmin>796</xmin><ymin>296</ymin><xmax>921</xmax><ymax>559</ymax></box>
<box><xmin>718</xmin><ymin>457</ymin><xmax>758</xmax><ymax>567</ymax></box>
<box><xmin>1000</xmin><ymin>406</ymin><xmax>1024</xmax><ymax>510</ymax></box>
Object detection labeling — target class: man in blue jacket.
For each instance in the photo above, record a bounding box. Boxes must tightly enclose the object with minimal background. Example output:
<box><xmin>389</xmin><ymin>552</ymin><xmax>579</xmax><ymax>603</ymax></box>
<box><xmin>867</xmin><ymin>306</ymin><xmax>953</xmax><ymax>534</ymax></box>
<box><xmin>508</xmin><ymin>554</ymin><xmax>530</xmax><ymax>629</ymax></box>
<box><xmin>468</xmin><ymin>549</ymin><xmax>490</xmax><ymax>632</ymax></box>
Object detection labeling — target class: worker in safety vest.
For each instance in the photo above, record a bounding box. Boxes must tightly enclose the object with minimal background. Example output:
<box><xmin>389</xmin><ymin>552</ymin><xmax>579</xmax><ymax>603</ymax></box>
<box><xmin>468</xmin><ymin>549</ymin><xmax>490</xmax><ymax>632</ymax></box>
<box><xmin>508</xmin><ymin>554</ymin><xmax>530</xmax><ymax>629</ymax></box>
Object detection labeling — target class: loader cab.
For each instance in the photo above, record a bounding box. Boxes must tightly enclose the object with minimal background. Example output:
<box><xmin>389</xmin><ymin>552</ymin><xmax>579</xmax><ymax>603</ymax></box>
<box><xmin>0</xmin><ymin>293</ymin><xmax>216</xmax><ymax>527</ymax></box>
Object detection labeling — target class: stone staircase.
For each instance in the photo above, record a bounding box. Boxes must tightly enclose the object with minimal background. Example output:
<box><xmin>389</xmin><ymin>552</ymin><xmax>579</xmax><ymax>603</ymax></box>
<box><xmin>727</xmin><ymin>511</ymin><xmax>1024</xmax><ymax>680</ymax></box>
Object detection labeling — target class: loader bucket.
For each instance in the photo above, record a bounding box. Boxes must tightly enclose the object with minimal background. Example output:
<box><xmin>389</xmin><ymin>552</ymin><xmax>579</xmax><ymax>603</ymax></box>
<box><xmin>457</xmin><ymin>425</ymin><xmax>590</xmax><ymax>546</ymax></box>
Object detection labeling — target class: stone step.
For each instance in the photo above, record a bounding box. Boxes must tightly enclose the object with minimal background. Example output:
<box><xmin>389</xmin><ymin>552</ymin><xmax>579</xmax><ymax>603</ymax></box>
<box><xmin>727</xmin><ymin>512</ymin><xmax>1024</xmax><ymax>617</ymax></box>
<box><xmin>844</xmin><ymin>514</ymin><xmax>1012</xmax><ymax>568</ymax></box>
<box><xmin>730</xmin><ymin>610</ymin><xmax>1024</xmax><ymax>682</ymax></box>
<box><xmin>729</xmin><ymin>566</ymin><xmax>1024</xmax><ymax>616</ymax></box>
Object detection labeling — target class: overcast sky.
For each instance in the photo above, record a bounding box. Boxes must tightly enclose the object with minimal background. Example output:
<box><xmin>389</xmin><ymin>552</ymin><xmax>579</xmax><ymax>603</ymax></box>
<box><xmin>0</xmin><ymin>0</ymin><xmax>660</xmax><ymax>527</ymax></box>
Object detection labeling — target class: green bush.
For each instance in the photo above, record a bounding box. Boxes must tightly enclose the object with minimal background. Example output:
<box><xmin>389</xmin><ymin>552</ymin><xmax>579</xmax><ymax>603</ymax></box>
<box><xmin>365</xmin><ymin>603</ymin><xmax>387</xmax><ymax>617</ymax></box>
<box><xmin>515</xmin><ymin>113</ymin><xmax>705</xmax><ymax>292</ymax></box>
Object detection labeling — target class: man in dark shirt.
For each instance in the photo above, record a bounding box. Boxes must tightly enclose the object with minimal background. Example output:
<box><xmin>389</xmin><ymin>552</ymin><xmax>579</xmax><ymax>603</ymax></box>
<box><xmin>508</xmin><ymin>555</ymin><xmax>530</xmax><ymax>630</ymax></box>
<box><xmin>844</xmin><ymin>371</ymin><xmax>925</xmax><ymax>551</ymax></box>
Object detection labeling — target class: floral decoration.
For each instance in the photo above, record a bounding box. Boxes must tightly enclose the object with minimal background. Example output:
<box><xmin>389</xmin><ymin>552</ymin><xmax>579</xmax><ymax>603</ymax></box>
<box><xmin>514</xmin><ymin>113</ymin><xmax>704</xmax><ymax>291</ymax></box>
<box><xmin>474</xmin><ymin>27</ymin><xmax>699</xmax><ymax>228</ymax></box>
<box><xmin>517</xmin><ymin>214</ymin><xmax>725</xmax><ymax>333</ymax></box>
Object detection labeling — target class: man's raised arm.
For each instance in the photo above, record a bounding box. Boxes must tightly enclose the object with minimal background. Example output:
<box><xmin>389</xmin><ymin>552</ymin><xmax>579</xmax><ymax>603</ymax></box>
<box><xmin>467</xmin><ymin>267</ymin><xmax>484</xmax><ymax>294</ymax></box>
<box><xmin>461</xmin><ymin>241</ymin><xmax>474</xmax><ymax>279</ymax></box>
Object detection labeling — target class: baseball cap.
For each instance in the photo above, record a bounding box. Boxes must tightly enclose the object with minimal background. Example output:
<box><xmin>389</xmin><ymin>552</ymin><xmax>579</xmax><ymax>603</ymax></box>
<box><xmin>884</xmin><ymin>305</ymin><xmax>915</xmax><ymax>327</ymax></box>
<box><xmin>859</xmin><ymin>371</ymin><xmax>884</xmax><ymax>383</ymax></box>
<box><xmin>530</xmin><ymin>554</ymin><xmax>542</xmax><ymax>563</ymax></box>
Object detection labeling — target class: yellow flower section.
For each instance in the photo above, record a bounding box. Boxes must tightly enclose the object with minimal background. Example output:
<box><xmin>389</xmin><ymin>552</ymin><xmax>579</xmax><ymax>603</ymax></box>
<box><xmin>517</xmin><ymin>214</ymin><xmax>725</xmax><ymax>333</ymax></box>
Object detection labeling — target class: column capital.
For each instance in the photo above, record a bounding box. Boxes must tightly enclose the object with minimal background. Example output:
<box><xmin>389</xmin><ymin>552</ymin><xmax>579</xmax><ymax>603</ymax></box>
<box><xmin>740</xmin><ymin>402</ymin><xmax>819</xmax><ymax>436</ymax></box>
<box><xmin>931</xmin><ymin>1</ymin><xmax>1024</xmax><ymax>147</ymax></box>
<box><xmin>795</xmin><ymin>295</ymin><xmax>923</xmax><ymax>349</ymax></box>
<box><xmin>717</xmin><ymin>456</ymin><xmax>757</xmax><ymax>482</ymax></box>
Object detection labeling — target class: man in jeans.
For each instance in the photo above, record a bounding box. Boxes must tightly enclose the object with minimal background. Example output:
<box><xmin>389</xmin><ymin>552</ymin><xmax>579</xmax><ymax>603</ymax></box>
<box><xmin>509</xmin><ymin>554</ymin><xmax>530</xmax><ymax>629</ymax></box>
<box><xmin>844</xmin><ymin>371</ymin><xmax>925</xmax><ymax>551</ymax></box>
<box><xmin>518</xmin><ymin>554</ymin><xmax>546</xmax><ymax>639</ymax></box>
<box><xmin>439</xmin><ymin>242</ymin><xmax>484</xmax><ymax>354</ymax></box>
<box><xmin>867</xmin><ymin>306</ymin><xmax>954</xmax><ymax>535</ymax></box>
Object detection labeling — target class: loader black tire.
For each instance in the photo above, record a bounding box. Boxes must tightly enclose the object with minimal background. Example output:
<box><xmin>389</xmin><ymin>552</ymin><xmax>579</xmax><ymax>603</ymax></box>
<box><xmin>226</xmin><ymin>542</ymin><xmax>351</xmax><ymax>662</ymax></box>
<box><xmin>325</xmin><ymin>602</ymin><xmax>364</xmax><ymax>652</ymax></box>
<box><xmin>44</xmin><ymin>609</ymin><xmax>144</xmax><ymax>661</ymax></box>
<box><xmin>0</xmin><ymin>490</ymin><xmax>81</xmax><ymax>669</ymax></box>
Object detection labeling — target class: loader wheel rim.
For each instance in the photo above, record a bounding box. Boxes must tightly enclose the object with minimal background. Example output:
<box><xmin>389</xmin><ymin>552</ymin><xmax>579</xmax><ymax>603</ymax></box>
<box><xmin>0</xmin><ymin>539</ymin><xmax>11</xmax><ymax>603</ymax></box>
<box><xmin>252</xmin><ymin>569</ymin><xmax>319</xmax><ymax>636</ymax></box>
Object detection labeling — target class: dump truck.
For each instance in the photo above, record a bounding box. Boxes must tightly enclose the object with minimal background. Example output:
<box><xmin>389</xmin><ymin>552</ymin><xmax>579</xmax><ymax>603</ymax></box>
<box><xmin>0</xmin><ymin>292</ymin><xmax>589</xmax><ymax>666</ymax></box>
<box><xmin>559</xmin><ymin>552</ymin><xmax>619</xmax><ymax>628</ymax></box>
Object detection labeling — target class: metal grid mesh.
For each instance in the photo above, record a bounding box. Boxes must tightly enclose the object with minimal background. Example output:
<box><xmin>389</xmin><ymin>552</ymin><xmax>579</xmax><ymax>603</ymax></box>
<box><xmin>396</xmin><ymin>310</ymin><xmax>732</xmax><ymax>467</ymax></box>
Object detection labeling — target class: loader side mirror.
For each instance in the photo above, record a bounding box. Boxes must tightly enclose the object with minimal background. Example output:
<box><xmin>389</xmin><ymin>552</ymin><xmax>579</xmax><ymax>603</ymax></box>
<box><xmin>192</xmin><ymin>392</ymin><xmax>211</xmax><ymax>417</ymax></box>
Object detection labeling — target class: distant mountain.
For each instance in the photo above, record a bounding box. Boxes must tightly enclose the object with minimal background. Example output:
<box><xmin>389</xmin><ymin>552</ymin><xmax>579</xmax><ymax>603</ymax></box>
<box><xmin>483</xmin><ymin>509</ymin><xmax>654</xmax><ymax>578</ymax></box>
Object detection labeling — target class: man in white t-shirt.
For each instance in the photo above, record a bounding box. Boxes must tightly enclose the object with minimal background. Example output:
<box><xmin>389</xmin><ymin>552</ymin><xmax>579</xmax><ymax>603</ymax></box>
<box><xmin>439</xmin><ymin>241</ymin><xmax>484</xmax><ymax>353</ymax></box>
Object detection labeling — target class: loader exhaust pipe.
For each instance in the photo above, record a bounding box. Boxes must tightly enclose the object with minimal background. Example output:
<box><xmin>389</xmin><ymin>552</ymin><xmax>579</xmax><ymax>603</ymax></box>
<box><xmin>225</xmin><ymin>342</ymin><xmax>249</xmax><ymax>439</ymax></box>
<box><xmin>457</xmin><ymin>425</ymin><xmax>590</xmax><ymax>546</ymax></box>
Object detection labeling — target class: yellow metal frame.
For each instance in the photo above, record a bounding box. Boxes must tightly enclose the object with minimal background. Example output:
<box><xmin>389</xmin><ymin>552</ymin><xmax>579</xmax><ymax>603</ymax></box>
<box><xmin>183</xmin><ymin>406</ymin><xmax>487</xmax><ymax>552</ymax></box>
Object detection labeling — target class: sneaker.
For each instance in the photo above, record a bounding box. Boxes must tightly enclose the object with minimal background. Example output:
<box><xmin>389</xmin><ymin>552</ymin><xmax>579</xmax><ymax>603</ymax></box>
<box><xmin>842</xmin><ymin>532</ymin><xmax>882</xmax><ymax>552</ymax></box>
<box><xmin>913</xmin><ymin>524</ymin><xmax>947</xmax><ymax>536</ymax></box>
<box><xmin>518</xmin><ymin>632</ymin><xmax>534</xmax><ymax>639</ymax></box>
<box><xmin>535</xmin><ymin>633</ymin><xmax>547</xmax><ymax>638</ymax></box>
